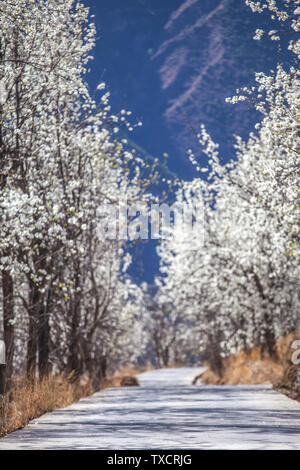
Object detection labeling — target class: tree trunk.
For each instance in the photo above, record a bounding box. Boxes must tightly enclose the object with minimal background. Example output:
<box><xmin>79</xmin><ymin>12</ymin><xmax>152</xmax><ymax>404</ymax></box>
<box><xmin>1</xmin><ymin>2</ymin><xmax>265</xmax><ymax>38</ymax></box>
<box><xmin>67</xmin><ymin>266</ymin><xmax>81</xmax><ymax>376</ymax></box>
<box><xmin>0</xmin><ymin>365</ymin><xmax>5</xmax><ymax>396</ymax></box>
<box><xmin>38</xmin><ymin>307</ymin><xmax>50</xmax><ymax>377</ymax></box>
<box><xmin>206</xmin><ymin>332</ymin><xmax>224</xmax><ymax>378</ymax></box>
<box><xmin>263</xmin><ymin>325</ymin><xmax>277</xmax><ymax>359</ymax></box>
<box><xmin>1</xmin><ymin>270</ymin><xmax>14</xmax><ymax>392</ymax></box>
<box><xmin>26</xmin><ymin>279</ymin><xmax>40</xmax><ymax>378</ymax></box>
<box><xmin>38</xmin><ymin>287</ymin><xmax>51</xmax><ymax>377</ymax></box>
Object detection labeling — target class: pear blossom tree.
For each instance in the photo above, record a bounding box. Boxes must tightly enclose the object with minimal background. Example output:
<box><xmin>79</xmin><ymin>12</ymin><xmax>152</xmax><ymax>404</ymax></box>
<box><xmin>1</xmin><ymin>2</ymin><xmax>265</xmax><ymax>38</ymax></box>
<box><xmin>156</xmin><ymin>0</ymin><xmax>300</xmax><ymax>374</ymax></box>
<box><xmin>0</xmin><ymin>0</ymin><xmax>151</xmax><ymax>393</ymax></box>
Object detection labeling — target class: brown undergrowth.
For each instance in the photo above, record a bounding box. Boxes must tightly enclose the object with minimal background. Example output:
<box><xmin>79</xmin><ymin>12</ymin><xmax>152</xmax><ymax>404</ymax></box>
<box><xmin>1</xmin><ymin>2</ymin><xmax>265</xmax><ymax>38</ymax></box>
<box><xmin>0</xmin><ymin>367</ymin><xmax>140</xmax><ymax>438</ymax></box>
<box><xmin>200</xmin><ymin>331</ymin><xmax>300</xmax><ymax>401</ymax></box>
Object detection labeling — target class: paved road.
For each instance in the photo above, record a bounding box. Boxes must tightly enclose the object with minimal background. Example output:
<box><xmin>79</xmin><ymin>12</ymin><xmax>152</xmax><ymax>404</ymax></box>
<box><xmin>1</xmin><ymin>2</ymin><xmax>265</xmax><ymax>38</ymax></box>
<box><xmin>1</xmin><ymin>367</ymin><xmax>300</xmax><ymax>449</ymax></box>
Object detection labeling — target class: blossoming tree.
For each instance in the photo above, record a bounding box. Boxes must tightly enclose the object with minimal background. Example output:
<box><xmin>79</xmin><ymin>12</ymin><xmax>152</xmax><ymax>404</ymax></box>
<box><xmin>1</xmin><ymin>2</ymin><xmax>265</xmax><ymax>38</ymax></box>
<box><xmin>0</xmin><ymin>0</ymin><xmax>151</xmax><ymax>392</ymax></box>
<box><xmin>155</xmin><ymin>0</ymin><xmax>300</xmax><ymax>374</ymax></box>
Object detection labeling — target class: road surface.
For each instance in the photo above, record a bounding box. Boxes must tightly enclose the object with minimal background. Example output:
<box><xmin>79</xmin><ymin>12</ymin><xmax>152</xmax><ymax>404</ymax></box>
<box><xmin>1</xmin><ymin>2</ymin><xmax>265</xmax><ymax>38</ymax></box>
<box><xmin>1</xmin><ymin>367</ymin><xmax>300</xmax><ymax>449</ymax></box>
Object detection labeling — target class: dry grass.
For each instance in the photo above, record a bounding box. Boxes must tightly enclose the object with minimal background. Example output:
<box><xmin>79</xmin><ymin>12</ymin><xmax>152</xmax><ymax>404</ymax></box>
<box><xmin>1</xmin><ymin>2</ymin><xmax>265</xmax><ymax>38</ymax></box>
<box><xmin>0</xmin><ymin>372</ymin><xmax>93</xmax><ymax>438</ymax></box>
<box><xmin>200</xmin><ymin>331</ymin><xmax>300</xmax><ymax>395</ymax></box>
<box><xmin>201</xmin><ymin>349</ymin><xmax>283</xmax><ymax>385</ymax></box>
<box><xmin>0</xmin><ymin>366</ymin><xmax>140</xmax><ymax>438</ymax></box>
